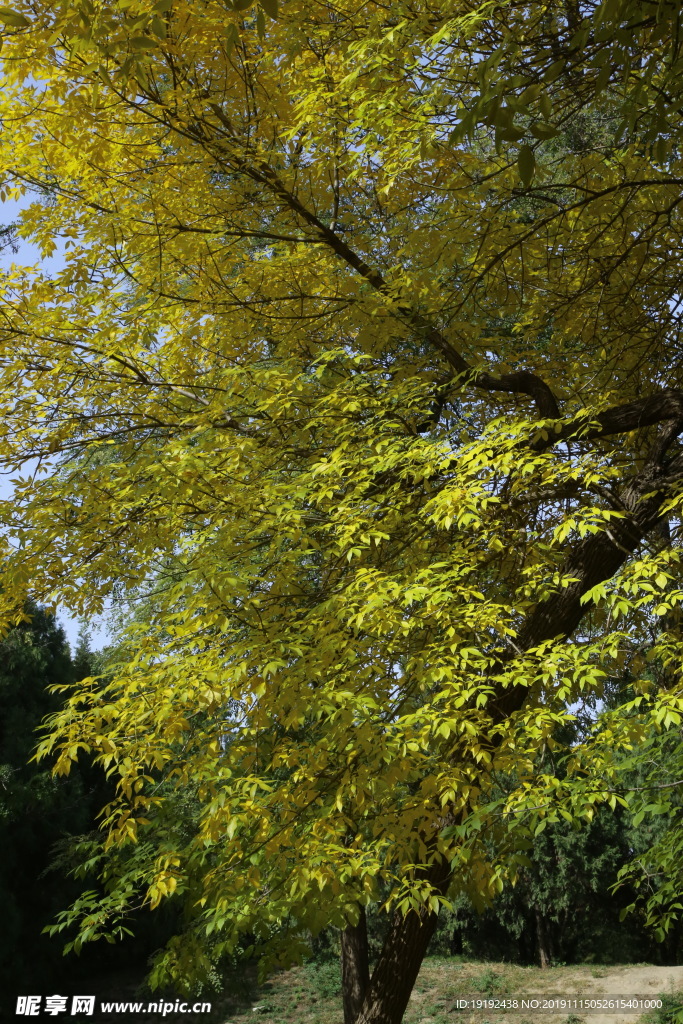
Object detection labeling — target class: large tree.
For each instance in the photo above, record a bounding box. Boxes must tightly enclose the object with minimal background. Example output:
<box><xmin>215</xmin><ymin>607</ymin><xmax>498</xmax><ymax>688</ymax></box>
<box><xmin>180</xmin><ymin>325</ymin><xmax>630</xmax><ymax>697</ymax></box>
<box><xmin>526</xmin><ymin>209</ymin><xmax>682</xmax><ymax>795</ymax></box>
<box><xmin>2</xmin><ymin>2</ymin><xmax>683</xmax><ymax>1022</ymax></box>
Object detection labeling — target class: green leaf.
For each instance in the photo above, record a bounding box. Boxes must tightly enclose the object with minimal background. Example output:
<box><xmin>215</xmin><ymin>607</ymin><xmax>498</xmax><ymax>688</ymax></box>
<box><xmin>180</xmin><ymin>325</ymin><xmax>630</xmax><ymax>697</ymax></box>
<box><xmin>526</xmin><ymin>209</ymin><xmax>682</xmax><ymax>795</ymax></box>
<box><xmin>493</xmin><ymin>105</ymin><xmax>514</xmax><ymax>129</ymax></box>
<box><xmin>150</xmin><ymin>15</ymin><xmax>167</xmax><ymax>38</ymax></box>
<box><xmin>222</xmin><ymin>21</ymin><xmax>239</xmax><ymax>52</ymax></box>
<box><xmin>497</xmin><ymin>126</ymin><xmax>526</xmax><ymax>142</ymax></box>
<box><xmin>129</xmin><ymin>36</ymin><xmax>157</xmax><ymax>50</ymax></box>
<box><xmin>0</xmin><ymin>7</ymin><xmax>30</xmax><ymax>27</ymax></box>
<box><xmin>654</xmin><ymin>138</ymin><xmax>670</xmax><ymax>164</ymax></box>
<box><xmin>260</xmin><ymin>0</ymin><xmax>278</xmax><ymax>18</ymax></box>
<box><xmin>530</xmin><ymin>122</ymin><xmax>560</xmax><ymax>140</ymax></box>
<box><xmin>539</xmin><ymin>92</ymin><xmax>553</xmax><ymax>119</ymax></box>
<box><xmin>517</xmin><ymin>144</ymin><xmax>536</xmax><ymax>186</ymax></box>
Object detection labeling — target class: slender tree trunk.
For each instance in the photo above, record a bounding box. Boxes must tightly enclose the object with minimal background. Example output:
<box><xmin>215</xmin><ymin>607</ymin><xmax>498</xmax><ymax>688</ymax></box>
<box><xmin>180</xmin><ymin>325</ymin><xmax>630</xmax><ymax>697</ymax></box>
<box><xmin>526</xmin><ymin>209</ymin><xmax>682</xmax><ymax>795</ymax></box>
<box><xmin>535</xmin><ymin>907</ymin><xmax>551</xmax><ymax>969</ymax></box>
<box><xmin>341</xmin><ymin>907</ymin><xmax>371</xmax><ymax>1024</ymax></box>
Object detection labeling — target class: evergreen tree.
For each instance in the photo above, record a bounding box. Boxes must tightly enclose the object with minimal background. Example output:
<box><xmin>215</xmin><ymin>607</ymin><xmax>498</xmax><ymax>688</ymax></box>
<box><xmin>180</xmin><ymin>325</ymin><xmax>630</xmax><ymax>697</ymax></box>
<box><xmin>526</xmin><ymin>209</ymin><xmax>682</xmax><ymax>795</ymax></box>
<box><xmin>433</xmin><ymin>809</ymin><xmax>662</xmax><ymax>967</ymax></box>
<box><xmin>0</xmin><ymin>606</ymin><xmax>184</xmax><ymax>1016</ymax></box>
<box><xmin>0</xmin><ymin>606</ymin><xmax>89</xmax><ymax>1000</ymax></box>
<box><xmin>72</xmin><ymin>624</ymin><xmax>94</xmax><ymax>682</ymax></box>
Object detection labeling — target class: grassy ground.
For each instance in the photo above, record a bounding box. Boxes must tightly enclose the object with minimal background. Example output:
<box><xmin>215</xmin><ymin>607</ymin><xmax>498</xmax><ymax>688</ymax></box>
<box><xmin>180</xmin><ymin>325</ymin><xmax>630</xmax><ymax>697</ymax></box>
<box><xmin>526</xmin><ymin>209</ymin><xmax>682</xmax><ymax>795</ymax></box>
<box><xmin>210</xmin><ymin>958</ymin><xmax>683</xmax><ymax>1024</ymax></box>
<box><xmin>85</xmin><ymin>957</ymin><xmax>682</xmax><ymax>1023</ymax></box>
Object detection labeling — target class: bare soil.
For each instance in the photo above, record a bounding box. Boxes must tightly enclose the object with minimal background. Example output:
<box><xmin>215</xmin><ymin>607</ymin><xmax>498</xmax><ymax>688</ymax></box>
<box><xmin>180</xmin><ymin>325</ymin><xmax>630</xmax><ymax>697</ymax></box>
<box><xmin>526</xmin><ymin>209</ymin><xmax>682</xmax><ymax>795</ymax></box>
<box><xmin>214</xmin><ymin>958</ymin><xmax>683</xmax><ymax>1024</ymax></box>
<box><xmin>86</xmin><ymin>958</ymin><xmax>683</xmax><ymax>1023</ymax></box>
<box><xmin>523</xmin><ymin>964</ymin><xmax>683</xmax><ymax>1024</ymax></box>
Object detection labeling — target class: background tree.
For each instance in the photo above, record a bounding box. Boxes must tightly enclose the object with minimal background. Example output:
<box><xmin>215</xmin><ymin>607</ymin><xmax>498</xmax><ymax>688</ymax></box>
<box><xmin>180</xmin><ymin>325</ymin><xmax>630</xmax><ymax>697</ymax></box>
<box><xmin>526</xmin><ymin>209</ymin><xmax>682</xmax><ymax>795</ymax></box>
<box><xmin>0</xmin><ymin>3</ymin><xmax>683</xmax><ymax>1024</ymax></box>
<box><xmin>0</xmin><ymin>607</ymin><xmax>123</xmax><ymax>1016</ymax></box>
<box><xmin>432</xmin><ymin>808</ymin><xmax>667</xmax><ymax>968</ymax></box>
<box><xmin>0</xmin><ymin>607</ymin><xmax>196</xmax><ymax>1016</ymax></box>
<box><xmin>0</xmin><ymin>606</ymin><xmax>78</xmax><ymax>999</ymax></box>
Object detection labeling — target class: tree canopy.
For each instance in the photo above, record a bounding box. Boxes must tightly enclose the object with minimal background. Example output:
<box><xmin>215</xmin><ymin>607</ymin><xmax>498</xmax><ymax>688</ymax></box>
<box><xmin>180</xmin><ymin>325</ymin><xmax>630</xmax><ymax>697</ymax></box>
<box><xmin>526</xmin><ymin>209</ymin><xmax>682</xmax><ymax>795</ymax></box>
<box><xmin>1</xmin><ymin>2</ymin><xmax>683</xmax><ymax>1022</ymax></box>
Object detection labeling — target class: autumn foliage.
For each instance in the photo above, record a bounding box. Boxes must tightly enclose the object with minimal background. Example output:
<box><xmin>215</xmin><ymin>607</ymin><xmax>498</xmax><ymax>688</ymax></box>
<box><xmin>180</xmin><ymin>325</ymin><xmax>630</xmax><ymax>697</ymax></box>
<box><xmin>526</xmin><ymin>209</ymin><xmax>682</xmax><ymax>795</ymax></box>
<box><xmin>1</xmin><ymin>2</ymin><xmax>683</xmax><ymax>1021</ymax></box>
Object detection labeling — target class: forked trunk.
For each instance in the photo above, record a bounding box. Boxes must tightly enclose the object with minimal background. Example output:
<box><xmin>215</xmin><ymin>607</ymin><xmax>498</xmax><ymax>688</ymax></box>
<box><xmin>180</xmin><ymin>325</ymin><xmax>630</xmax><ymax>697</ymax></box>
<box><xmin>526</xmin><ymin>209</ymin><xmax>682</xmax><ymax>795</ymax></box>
<box><xmin>352</xmin><ymin>901</ymin><xmax>439</xmax><ymax>1024</ymax></box>
<box><xmin>351</xmin><ymin>859</ymin><xmax>450</xmax><ymax>1024</ymax></box>
<box><xmin>341</xmin><ymin>907</ymin><xmax>371</xmax><ymax>1024</ymax></box>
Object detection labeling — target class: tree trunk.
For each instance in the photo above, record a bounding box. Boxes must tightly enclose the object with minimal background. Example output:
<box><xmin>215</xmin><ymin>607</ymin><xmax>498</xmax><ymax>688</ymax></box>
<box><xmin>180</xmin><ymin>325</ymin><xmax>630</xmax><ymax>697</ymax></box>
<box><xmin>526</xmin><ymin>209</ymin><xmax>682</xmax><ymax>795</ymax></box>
<box><xmin>535</xmin><ymin>907</ymin><xmax>551</xmax><ymax>969</ymax></box>
<box><xmin>341</xmin><ymin>907</ymin><xmax>371</xmax><ymax>1024</ymax></box>
<box><xmin>352</xmin><ymin>902</ymin><xmax>438</xmax><ymax>1024</ymax></box>
<box><xmin>352</xmin><ymin>860</ymin><xmax>450</xmax><ymax>1024</ymax></box>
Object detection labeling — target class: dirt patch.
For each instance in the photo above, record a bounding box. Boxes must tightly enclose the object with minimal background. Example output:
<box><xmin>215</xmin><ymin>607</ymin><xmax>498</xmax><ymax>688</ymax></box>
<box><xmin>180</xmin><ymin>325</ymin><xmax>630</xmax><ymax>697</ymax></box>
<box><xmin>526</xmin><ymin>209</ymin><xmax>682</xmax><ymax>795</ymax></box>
<box><xmin>541</xmin><ymin>964</ymin><xmax>683</xmax><ymax>1024</ymax></box>
<box><xmin>129</xmin><ymin>958</ymin><xmax>682</xmax><ymax>1024</ymax></box>
<box><xmin>403</xmin><ymin>959</ymin><xmax>683</xmax><ymax>1024</ymax></box>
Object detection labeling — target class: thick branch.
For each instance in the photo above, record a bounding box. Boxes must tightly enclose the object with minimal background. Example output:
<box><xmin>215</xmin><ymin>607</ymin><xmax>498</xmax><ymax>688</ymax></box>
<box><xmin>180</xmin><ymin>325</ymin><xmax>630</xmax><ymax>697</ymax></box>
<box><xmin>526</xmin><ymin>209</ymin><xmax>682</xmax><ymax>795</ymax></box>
<box><xmin>493</xmin><ymin>440</ymin><xmax>683</xmax><ymax>719</ymax></box>
<box><xmin>475</xmin><ymin>368</ymin><xmax>559</xmax><ymax>418</ymax></box>
<box><xmin>533</xmin><ymin>389</ymin><xmax>683</xmax><ymax>450</ymax></box>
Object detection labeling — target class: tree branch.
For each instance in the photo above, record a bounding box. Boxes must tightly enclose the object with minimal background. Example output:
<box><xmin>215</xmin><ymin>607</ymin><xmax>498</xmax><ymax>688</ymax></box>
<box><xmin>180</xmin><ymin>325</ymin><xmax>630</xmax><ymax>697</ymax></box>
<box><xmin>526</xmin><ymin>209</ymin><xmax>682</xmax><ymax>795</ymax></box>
<box><xmin>492</xmin><ymin>436</ymin><xmax>683</xmax><ymax>720</ymax></box>
<box><xmin>202</xmin><ymin>103</ymin><xmax>560</xmax><ymax>420</ymax></box>
<box><xmin>533</xmin><ymin>389</ymin><xmax>683</xmax><ymax>451</ymax></box>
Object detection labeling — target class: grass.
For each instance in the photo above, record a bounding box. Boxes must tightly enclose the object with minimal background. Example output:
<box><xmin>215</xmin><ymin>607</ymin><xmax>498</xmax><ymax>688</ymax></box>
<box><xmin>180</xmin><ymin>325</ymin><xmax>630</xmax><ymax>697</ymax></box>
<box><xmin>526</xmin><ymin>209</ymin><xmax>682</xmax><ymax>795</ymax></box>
<box><xmin>211</xmin><ymin>957</ymin><xmax>671</xmax><ymax>1024</ymax></box>
<box><xmin>640</xmin><ymin>992</ymin><xmax>683</xmax><ymax>1024</ymax></box>
<box><xmin>116</xmin><ymin>959</ymin><xmax>682</xmax><ymax>1024</ymax></box>
<box><xmin>211</xmin><ymin>957</ymin><xmax>513</xmax><ymax>1024</ymax></box>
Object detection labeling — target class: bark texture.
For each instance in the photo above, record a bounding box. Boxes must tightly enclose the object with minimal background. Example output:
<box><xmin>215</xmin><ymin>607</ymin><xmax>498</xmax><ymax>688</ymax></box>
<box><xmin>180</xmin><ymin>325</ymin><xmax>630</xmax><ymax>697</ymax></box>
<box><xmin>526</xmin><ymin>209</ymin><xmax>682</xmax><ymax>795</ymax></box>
<box><xmin>535</xmin><ymin>907</ymin><xmax>551</xmax><ymax>969</ymax></box>
<box><xmin>353</xmin><ymin>861</ymin><xmax>450</xmax><ymax>1024</ymax></box>
<box><xmin>341</xmin><ymin>908</ymin><xmax>371</xmax><ymax>1024</ymax></box>
<box><xmin>353</xmin><ymin>904</ymin><xmax>439</xmax><ymax>1024</ymax></box>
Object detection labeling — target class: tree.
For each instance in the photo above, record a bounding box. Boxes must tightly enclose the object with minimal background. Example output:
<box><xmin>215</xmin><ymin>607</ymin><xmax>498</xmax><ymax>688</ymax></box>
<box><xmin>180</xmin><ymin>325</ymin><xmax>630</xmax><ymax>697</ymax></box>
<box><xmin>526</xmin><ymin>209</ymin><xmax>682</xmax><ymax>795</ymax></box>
<box><xmin>436</xmin><ymin>807</ymin><xmax>664</xmax><ymax>968</ymax></box>
<box><xmin>0</xmin><ymin>606</ymin><xmax>104</xmax><ymax>1009</ymax></box>
<box><xmin>0</xmin><ymin>606</ymin><xmax>193</xmax><ymax>1016</ymax></box>
<box><xmin>72</xmin><ymin>624</ymin><xmax>95</xmax><ymax>682</ymax></box>
<box><xmin>612</xmin><ymin>720</ymin><xmax>683</xmax><ymax>952</ymax></box>
<box><xmin>1</xmin><ymin>2</ymin><xmax>683</xmax><ymax>1022</ymax></box>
